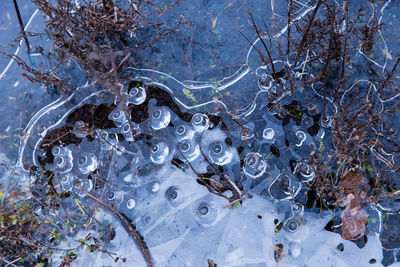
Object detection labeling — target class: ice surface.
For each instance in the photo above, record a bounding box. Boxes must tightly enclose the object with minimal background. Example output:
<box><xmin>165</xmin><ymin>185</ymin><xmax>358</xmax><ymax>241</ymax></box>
<box><xmin>7</xmin><ymin>0</ymin><xmax>400</xmax><ymax>266</ymax></box>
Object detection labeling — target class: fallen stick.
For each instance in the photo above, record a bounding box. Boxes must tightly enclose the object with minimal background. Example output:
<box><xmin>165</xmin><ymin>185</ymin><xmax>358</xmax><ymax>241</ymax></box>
<box><xmin>76</xmin><ymin>181</ymin><xmax>153</xmax><ymax>267</ymax></box>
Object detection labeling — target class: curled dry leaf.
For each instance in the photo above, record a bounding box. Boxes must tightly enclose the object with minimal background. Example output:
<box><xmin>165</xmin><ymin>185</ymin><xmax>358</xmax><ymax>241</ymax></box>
<box><xmin>341</xmin><ymin>205</ymin><xmax>369</xmax><ymax>241</ymax></box>
<box><xmin>337</xmin><ymin>171</ymin><xmax>369</xmax><ymax>240</ymax></box>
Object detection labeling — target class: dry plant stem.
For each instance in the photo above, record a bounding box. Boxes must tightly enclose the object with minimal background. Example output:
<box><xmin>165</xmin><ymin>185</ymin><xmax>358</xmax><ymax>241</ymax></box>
<box><xmin>241</xmin><ymin>0</ymin><xmax>277</xmax><ymax>80</ymax></box>
<box><xmin>386</xmin><ymin>189</ymin><xmax>400</xmax><ymax>198</ymax></box>
<box><xmin>75</xmin><ymin>181</ymin><xmax>154</xmax><ymax>267</ymax></box>
<box><xmin>336</xmin><ymin>0</ymin><xmax>349</xmax><ymax>96</ymax></box>
<box><xmin>12</xmin><ymin>0</ymin><xmax>30</xmax><ymax>53</ymax></box>
<box><xmin>293</xmin><ymin>0</ymin><xmax>322</xmax><ymax>67</ymax></box>
<box><xmin>238</xmin><ymin>31</ymin><xmax>267</xmax><ymax>66</ymax></box>
<box><xmin>0</xmin><ymin>257</ymin><xmax>19</xmax><ymax>267</ymax></box>
<box><xmin>379</xmin><ymin>57</ymin><xmax>400</xmax><ymax>93</ymax></box>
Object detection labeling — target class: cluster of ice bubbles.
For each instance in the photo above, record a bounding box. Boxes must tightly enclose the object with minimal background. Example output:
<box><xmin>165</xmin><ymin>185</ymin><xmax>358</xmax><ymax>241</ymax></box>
<box><xmin>13</xmin><ymin>74</ymin><xmax>389</xmax><ymax>266</ymax></box>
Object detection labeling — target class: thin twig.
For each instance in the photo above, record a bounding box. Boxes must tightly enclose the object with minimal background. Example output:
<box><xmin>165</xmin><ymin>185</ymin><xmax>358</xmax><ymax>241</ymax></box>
<box><xmin>242</xmin><ymin>1</ymin><xmax>278</xmax><ymax>80</ymax></box>
<box><xmin>378</xmin><ymin>57</ymin><xmax>400</xmax><ymax>93</ymax></box>
<box><xmin>12</xmin><ymin>0</ymin><xmax>30</xmax><ymax>53</ymax></box>
<box><xmin>293</xmin><ymin>0</ymin><xmax>322</xmax><ymax>67</ymax></box>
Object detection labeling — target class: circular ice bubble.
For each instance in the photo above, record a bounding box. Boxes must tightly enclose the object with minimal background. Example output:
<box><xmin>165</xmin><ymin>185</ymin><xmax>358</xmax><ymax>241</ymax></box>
<box><xmin>127</xmin><ymin>198</ymin><xmax>136</xmax><ymax>209</ymax></box>
<box><xmin>291</xmin><ymin>203</ymin><xmax>304</xmax><ymax>216</ymax></box>
<box><xmin>295</xmin><ymin>131</ymin><xmax>306</xmax><ymax>147</ymax></box>
<box><xmin>74</xmin><ymin>178</ymin><xmax>93</xmax><ymax>197</ymax></box>
<box><xmin>52</xmin><ymin>146</ymin><xmax>61</xmax><ymax>156</ymax></box>
<box><xmin>208</xmin><ymin>141</ymin><xmax>232</xmax><ymax>165</ymax></box>
<box><xmin>175</xmin><ymin>124</ymin><xmax>194</xmax><ymax>141</ymax></box>
<box><xmin>268</xmin><ymin>173</ymin><xmax>301</xmax><ymax>201</ymax></box>
<box><xmin>109</xmin><ymin>109</ymin><xmax>127</xmax><ymax>127</ymax></box>
<box><xmin>78</xmin><ymin>155</ymin><xmax>87</xmax><ymax>165</ymax></box>
<box><xmin>296</xmin><ymin>162</ymin><xmax>315</xmax><ymax>182</ymax></box>
<box><xmin>176</xmin><ymin>125</ymin><xmax>186</xmax><ymax>136</ymax></box>
<box><xmin>256</xmin><ymin>66</ymin><xmax>272</xmax><ymax>90</ymax></box>
<box><xmin>263</xmin><ymin>127</ymin><xmax>275</xmax><ymax>143</ymax></box>
<box><xmin>151</xmin><ymin>107</ymin><xmax>171</xmax><ymax>130</ymax></box>
<box><xmin>191</xmin><ymin>113</ymin><xmax>209</xmax><ymax>132</ymax></box>
<box><xmin>166</xmin><ymin>187</ymin><xmax>178</xmax><ymax>201</ymax></box>
<box><xmin>243</xmin><ymin>152</ymin><xmax>267</xmax><ymax>179</ymax></box>
<box><xmin>54</xmin><ymin>154</ymin><xmax>73</xmax><ymax>173</ymax></box>
<box><xmin>121</xmin><ymin>122</ymin><xmax>134</xmax><ymax>142</ymax></box>
<box><xmin>212</xmin><ymin>143</ymin><xmax>223</xmax><ymax>154</ymax></box>
<box><xmin>178</xmin><ymin>140</ymin><xmax>200</xmax><ymax>162</ymax></box>
<box><xmin>197</xmin><ymin>204</ymin><xmax>210</xmax><ymax>216</ymax></box>
<box><xmin>285</xmin><ymin>217</ymin><xmax>300</xmax><ymax>233</ymax></box>
<box><xmin>60</xmin><ymin>174</ymin><xmax>70</xmax><ymax>184</ymax></box>
<box><xmin>150</xmin><ymin>142</ymin><xmax>169</xmax><ymax>164</ymax></box>
<box><xmin>180</xmin><ymin>142</ymin><xmax>190</xmax><ymax>152</ymax></box>
<box><xmin>193</xmin><ymin>201</ymin><xmax>218</xmax><ymax>227</ymax></box>
<box><xmin>128</xmin><ymin>86</ymin><xmax>146</xmax><ymax>105</ymax></box>
<box><xmin>122</xmin><ymin>123</ymin><xmax>130</xmax><ymax>134</ymax></box>
<box><xmin>143</xmin><ymin>216</ymin><xmax>152</xmax><ymax>225</ymax></box>
<box><xmin>165</xmin><ymin>186</ymin><xmax>184</xmax><ymax>207</ymax></box>
<box><xmin>60</xmin><ymin>173</ymin><xmax>74</xmax><ymax>192</ymax></box>
<box><xmin>77</xmin><ymin>152</ymin><xmax>98</xmax><ymax>175</ymax></box>
<box><xmin>152</xmin><ymin>108</ymin><xmax>161</xmax><ymax>119</ymax></box>
<box><xmin>320</xmin><ymin>114</ymin><xmax>332</xmax><ymax>128</ymax></box>
<box><xmin>106</xmin><ymin>191</ymin><xmax>115</xmax><ymax>200</ymax></box>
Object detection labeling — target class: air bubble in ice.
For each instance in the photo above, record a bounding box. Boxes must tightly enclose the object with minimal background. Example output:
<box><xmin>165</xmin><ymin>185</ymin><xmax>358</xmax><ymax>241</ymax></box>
<box><xmin>256</xmin><ymin>65</ymin><xmax>272</xmax><ymax>91</ymax></box>
<box><xmin>243</xmin><ymin>152</ymin><xmax>267</xmax><ymax>179</ymax></box>
<box><xmin>177</xmin><ymin>140</ymin><xmax>200</xmax><ymax>162</ymax></box>
<box><xmin>198</xmin><ymin>204</ymin><xmax>209</xmax><ymax>216</ymax></box>
<box><xmin>268</xmin><ymin>173</ymin><xmax>301</xmax><ymax>201</ymax></box>
<box><xmin>77</xmin><ymin>152</ymin><xmax>98</xmax><ymax>175</ymax></box>
<box><xmin>106</xmin><ymin>190</ymin><xmax>117</xmax><ymax>201</ymax></box>
<box><xmin>193</xmin><ymin>201</ymin><xmax>218</xmax><ymax>226</ymax></box>
<box><xmin>165</xmin><ymin>186</ymin><xmax>184</xmax><ymax>207</ymax></box>
<box><xmin>191</xmin><ymin>113</ymin><xmax>209</xmax><ymax>132</ymax></box>
<box><xmin>150</xmin><ymin>107</ymin><xmax>171</xmax><ymax>130</ymax></box>
<box><xmin>320</xmin><ymin>114</ymin><xmax>332</xmax><ymax>128</ymax></box>
<box><xmin>294</xmin><ymin>161</ymin><xmax>314</xmax><ymax>182</ymax></box>
<box><xmin>285</xmin><ymin>217</ymin><xmax>300</xmax><ymax>232</ymax></box>
<box><xmin>74</xmin><ymin>178</ymin><xmax>93</xmax><ymax>198</ymax></box>
<box><xmin>126</xmin><ymin>198</ymin><xmax>136</xmax><ymax>209</ymax></box>
<box><xmin>150</xmin><ymin>142</ymin><xmax>169</xmax><ymax>164</ymax></box>
<box><xmin>291</xmin><ymin>203</ymin><xmax>304</xmax><ymax>216</ymax></box>
<box><xmin>295</xmin><ymin>131</ymin><xmax>306</xmax><ymax>147</ymax></box>
<box><xmin>121</xmin><ymin>122</ymin><xmax>134</xmax><ymax>142</ymax></box>
<box><xmin>128</xmin><ymin>86</ymin><xmax>146</xmax><ymax>105</ymax></box>
<box><xmin>208</xmin><ymin>141</ymin><xmax>232</xmax><ymax>165</ymax></box>
<box><xmin>175</xmin><ymin>124</ymin><xmax>194</xmax><ymax>141</ymax></box>
<box><xmin>263</xmin><ymin>127</ymin><xmax>275</xmax><ymax>143</ymax></box>
<box><xmin>109</xmin><ymin>109</ymin><xmax>127</xmax><ymax>127</ymax></box>
<box><xmin>53</xmin><ymin>173</ymin><xmax>74</xmax><ymax>193</ymax></box>
<box><xmin>52</xmin><ymin>146</ymin><xmax>73</xmax><ymax>173</ymax></box>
